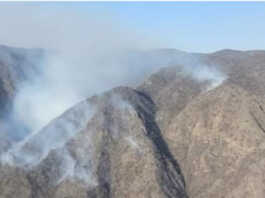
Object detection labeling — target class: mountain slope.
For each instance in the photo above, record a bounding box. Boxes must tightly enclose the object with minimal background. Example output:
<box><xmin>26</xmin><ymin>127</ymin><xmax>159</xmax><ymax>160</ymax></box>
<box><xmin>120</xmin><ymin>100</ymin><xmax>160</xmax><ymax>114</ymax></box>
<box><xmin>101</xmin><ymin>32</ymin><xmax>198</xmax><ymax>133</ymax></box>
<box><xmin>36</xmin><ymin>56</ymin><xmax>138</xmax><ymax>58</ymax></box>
<box><xmin>164</xmin><ymin>82</ymin><xmax>265</xmax><ymax>197</ymax></box>
<box><xmin>0</xmin><ymin>87</ymin><xmax>187</xmax><ymax>198</ymax></box>
<box><xmin>1</xmin><ymin>48</ymin><xmax>265</xmax><ymax>197</ymax></box>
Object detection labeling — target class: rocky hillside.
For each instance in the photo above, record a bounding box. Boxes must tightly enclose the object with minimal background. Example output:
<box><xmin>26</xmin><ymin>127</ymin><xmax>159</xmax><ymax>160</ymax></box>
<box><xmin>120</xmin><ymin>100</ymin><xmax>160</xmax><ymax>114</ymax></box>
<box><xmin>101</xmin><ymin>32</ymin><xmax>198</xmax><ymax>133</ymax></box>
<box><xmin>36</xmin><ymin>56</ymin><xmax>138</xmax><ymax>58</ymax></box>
<box><xmin>1</xmin><ymin>47</ymin><xmax>265</xmax><ymax>198</ymax></box>
<box><xmin>0</xmin><ymin>87</ymin><xmax>187</xmax><ymax>198</ymax></box>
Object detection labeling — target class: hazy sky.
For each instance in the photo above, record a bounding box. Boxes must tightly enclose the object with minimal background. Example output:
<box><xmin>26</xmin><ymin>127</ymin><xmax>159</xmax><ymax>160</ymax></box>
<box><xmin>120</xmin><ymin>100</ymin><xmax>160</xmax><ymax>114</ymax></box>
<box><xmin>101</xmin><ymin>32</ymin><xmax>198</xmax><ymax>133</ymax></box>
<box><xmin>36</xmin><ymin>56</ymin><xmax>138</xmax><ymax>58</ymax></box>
<box><xmin>106</xmin><ymin>2</ymin><xmax>265</xmax><ymax>52</ymax></box>
<box><xmin>1</xmin><ymin>2</ymin><xmax>265</xmax><ymax>52</ymax></box>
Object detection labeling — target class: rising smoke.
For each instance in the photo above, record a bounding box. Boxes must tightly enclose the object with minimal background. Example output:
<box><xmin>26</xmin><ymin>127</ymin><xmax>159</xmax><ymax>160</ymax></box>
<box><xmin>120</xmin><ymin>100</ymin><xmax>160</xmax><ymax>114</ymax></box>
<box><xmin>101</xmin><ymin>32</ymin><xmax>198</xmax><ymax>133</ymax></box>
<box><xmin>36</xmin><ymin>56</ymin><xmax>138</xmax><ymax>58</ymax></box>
<box><xmin>0</xmin><ymin>3</ymin><xmax>227</xmax><ymax>185</ymax></box>
<box><xmin>0</xmin><ymin>3</ymin><xmax>164</xmax><ymax>135</ymax></box>
<box><xmin>174</xmin><ymin>53</ymin><xmax>226</xmax><ymax>90</ymax></box>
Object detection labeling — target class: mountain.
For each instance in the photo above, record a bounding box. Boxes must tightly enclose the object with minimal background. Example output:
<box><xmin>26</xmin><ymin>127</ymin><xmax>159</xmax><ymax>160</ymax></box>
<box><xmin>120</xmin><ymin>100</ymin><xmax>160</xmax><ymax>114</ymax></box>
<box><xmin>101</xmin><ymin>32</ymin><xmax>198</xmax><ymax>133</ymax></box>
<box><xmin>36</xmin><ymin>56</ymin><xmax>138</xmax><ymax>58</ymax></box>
<box><xmin>164</xmin><ymin>83</ymin><xmax>265</xmax><ymax>198</ymax></box>
<box><xmin>1</xmin><ymin>46</ymin><xmax>265</xmax><ymax>197</ymax></box>
<box><xmin>0</xmin><ymin>87</ymin><xmax>187</xmax><ymax>198</ymax></box>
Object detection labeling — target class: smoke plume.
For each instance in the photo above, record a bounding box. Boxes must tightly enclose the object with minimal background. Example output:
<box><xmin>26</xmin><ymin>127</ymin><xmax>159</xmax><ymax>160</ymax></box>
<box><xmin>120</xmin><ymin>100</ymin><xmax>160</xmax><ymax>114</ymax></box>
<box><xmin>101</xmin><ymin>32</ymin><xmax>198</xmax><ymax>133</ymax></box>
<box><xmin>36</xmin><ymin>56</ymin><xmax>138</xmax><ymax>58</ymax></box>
<box><xmin>174</xmin><ymin>53</ymin><xmax>226</xmax><ymax>90</ymax></box>
<box><xmin>0</xmin><ymin>3</ymin><xmax>227</xmax><ymax>185</ymax></box>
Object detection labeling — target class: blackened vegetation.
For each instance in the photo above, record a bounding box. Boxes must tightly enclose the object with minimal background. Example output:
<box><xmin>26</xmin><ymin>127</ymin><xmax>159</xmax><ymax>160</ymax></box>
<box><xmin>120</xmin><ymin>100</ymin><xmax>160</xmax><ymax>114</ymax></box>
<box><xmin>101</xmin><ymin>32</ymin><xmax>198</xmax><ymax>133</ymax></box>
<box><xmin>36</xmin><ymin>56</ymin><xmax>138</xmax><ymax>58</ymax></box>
<box><xmin>96</xmin><ymin>136</ymin><xmax>112</xmax><ymax>198</ymax></box>
<box><xmin>115</xmin><ymin>88</ymin><xmax>188</xmax><ymax>198</ymax></box>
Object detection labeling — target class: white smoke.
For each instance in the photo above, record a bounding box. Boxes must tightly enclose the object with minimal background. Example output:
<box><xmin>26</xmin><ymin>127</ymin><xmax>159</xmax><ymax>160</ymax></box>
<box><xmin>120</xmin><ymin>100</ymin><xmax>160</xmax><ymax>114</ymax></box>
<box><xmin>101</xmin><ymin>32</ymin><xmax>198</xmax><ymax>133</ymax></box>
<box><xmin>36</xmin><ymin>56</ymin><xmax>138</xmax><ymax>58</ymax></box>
<box><xmin>125</xmin><ymin>136</ymin><xmax>140</xmax><ymax>149</ymax></box>
<box><xmin>0</xmin><ymin>3</ymin><xmax>227</xmax><ymax>186</ymax></box>
<box><xmin>174</xmin><ymin>53</ymin><xmax>227</xmax><ymax>89</ymax></box>
<box><xmin>192</xmin><ymin>64</ymin><xmax>226</xmax><ymax>90</ymax></box>
<box><xmin>54</xmin><ymin>147</ymin><xmax>98</xmax><ymax>186</ymax></box>
<box><xmin>1</xmin><ymin>99</ymin><xmax>97</xmax><ymax>185</ymax></box>
<box><xmin>0</xmin><ymin>3</ymin><xmax>164</xmax><ymax>136</ymax></box>
<box><xmin>1</xmin><ymin>100</ymin><xmax>94</xmax><ymax>167</ymax></box>
<box><xmin>0</xmin><ymin>4</ymin><xmax>226</xmax><ymax>138</ymax></box>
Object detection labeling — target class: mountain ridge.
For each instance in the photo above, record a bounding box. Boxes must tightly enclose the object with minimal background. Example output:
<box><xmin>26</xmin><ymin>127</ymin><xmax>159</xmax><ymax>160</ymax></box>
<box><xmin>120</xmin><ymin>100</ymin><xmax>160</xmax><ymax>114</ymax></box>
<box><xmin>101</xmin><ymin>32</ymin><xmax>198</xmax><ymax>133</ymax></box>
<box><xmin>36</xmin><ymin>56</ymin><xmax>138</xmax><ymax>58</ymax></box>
<box><xmin>1</xmin><ymin>45</ymin><xmax>265</xmax><ymax>197</ymax></box>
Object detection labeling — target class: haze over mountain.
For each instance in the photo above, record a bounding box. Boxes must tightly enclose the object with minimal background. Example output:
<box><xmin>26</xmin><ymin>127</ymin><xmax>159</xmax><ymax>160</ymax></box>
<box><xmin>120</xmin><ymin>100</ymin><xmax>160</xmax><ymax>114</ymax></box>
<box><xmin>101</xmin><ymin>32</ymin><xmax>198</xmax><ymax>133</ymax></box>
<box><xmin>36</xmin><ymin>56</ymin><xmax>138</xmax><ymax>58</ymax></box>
<box><xmin>0</xmin><ymin>44</ymin><xmax>265</xmax><ymax>198</ymax></box>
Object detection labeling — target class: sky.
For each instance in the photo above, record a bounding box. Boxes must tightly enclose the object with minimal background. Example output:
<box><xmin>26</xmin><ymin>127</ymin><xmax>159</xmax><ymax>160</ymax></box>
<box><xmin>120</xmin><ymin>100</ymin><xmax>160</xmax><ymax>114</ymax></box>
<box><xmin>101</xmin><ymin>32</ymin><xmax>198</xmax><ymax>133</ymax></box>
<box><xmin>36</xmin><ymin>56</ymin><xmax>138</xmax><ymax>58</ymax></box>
<box><xmin>105</xmin><ymin>2</ymin><xmax>265</xmax><ymax>52</ymax></box>
<box><xmin>0</xmin><ymin>2</ymin><xmax>265</xmax><ymax>52</ymax></box>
